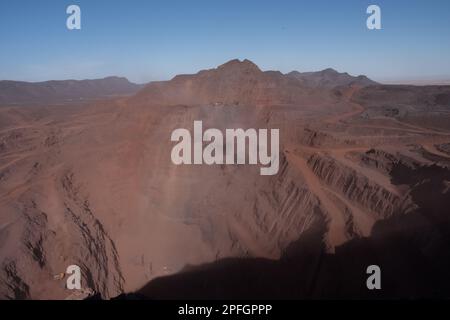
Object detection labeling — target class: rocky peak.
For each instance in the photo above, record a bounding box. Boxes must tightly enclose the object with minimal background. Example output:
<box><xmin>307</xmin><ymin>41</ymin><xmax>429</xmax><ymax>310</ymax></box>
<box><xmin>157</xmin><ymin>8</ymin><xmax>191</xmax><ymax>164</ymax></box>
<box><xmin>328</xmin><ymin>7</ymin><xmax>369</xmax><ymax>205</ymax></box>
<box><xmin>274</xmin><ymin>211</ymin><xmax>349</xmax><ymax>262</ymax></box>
<box><xmin>320</xmin><ymin>68</ymin><xmax>339</xmax><ymax>75</ymax></box>
<box><xmin>216</xmin><ymin>59</ymin><xmax>262</xmax><ymax>74</ymax></box>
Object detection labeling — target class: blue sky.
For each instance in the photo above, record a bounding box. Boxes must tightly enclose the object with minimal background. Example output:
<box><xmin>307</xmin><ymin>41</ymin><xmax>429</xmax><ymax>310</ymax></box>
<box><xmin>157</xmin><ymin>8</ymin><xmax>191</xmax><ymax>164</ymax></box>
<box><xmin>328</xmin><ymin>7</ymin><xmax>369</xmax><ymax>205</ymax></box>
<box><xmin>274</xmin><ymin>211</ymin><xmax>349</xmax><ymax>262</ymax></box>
<box><xmin>1</xmin><ymin>0</ymin><xmax>450</xmax><ymax>83</ymax></box>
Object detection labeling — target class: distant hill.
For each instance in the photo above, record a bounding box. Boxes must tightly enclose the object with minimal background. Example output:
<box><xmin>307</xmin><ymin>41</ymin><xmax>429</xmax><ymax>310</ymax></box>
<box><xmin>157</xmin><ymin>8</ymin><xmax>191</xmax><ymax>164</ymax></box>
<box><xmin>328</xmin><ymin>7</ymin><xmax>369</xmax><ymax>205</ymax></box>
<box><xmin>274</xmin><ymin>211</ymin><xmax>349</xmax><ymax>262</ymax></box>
<box><xmin>287</xmin><ymin>68</ymin><xmax>378</xmax><ymax>88</ymax></box>
<box><xmin>0</xmin><ymin>77</ymin><xmax>144</xmax><ymax>105</ymax></box>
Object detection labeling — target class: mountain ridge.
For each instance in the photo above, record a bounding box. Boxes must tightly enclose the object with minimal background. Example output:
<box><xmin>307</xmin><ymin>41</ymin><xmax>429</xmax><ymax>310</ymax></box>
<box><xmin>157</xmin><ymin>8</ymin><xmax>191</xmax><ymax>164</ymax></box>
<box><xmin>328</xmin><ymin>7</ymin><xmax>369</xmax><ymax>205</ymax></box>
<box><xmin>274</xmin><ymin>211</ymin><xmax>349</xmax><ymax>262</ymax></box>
<box><xmin>287</xmin><ymin>68</ymin><xmax>377</xmax><ymax>88</ymax></box>
<box><xmin>0</xmin><ymin>59</ymin><xmax>377</xmax><ymax>106</ymax></box>
<box><xmin>0</xmin><ymin>76</ymin><xmax>143</xmax><ymax>105</ymax></box>
<box><xmin>131</xmin><ymin>59</ymin><xmax>377</xmax><ymax>107</ymax></box>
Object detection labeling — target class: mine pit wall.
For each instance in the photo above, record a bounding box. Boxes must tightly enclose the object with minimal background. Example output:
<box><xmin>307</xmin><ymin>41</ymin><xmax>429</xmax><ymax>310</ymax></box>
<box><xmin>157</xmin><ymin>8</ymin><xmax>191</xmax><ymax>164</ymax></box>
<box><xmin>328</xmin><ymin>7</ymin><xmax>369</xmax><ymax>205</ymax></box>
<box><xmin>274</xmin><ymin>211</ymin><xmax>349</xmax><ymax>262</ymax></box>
<box><xmin>2</xmin><ymin>100</ymin><xmax>447</xmax><ymax>299</ymax></box>
<box><xmin>0</xmin><ymin>171</ymin><xmax>124</xmax><ymax>299</ymax></box>
<box><xmin>306</xmin><ymin>153</ymin><xmax>414</xmax><ymax>220</ymax></box>
<box><xmin>251</xmin><ymin>153</ymin><xmax>326</xmax><ymax>257</ymax></box>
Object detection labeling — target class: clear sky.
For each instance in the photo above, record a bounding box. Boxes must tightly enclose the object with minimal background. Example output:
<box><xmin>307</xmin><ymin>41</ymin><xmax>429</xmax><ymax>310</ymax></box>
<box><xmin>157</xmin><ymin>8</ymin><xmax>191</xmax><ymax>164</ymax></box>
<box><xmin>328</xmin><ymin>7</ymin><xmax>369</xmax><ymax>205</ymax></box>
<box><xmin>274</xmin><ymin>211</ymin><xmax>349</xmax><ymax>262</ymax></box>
<box><xmin>1</xmin><ymin>0</ymin><xmax>450</xmax><ymax>84</ymax></box>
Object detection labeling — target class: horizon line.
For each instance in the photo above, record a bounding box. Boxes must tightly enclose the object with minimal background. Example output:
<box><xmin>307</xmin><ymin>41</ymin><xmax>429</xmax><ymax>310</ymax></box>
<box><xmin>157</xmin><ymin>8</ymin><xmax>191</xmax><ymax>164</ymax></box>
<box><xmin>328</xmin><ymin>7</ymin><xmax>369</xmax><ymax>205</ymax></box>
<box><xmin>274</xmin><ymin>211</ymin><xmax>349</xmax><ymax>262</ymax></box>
<box><xmin>2</xmin><ymin>58</ymin><xmax>450</xmax><ymax>86</ymax></box>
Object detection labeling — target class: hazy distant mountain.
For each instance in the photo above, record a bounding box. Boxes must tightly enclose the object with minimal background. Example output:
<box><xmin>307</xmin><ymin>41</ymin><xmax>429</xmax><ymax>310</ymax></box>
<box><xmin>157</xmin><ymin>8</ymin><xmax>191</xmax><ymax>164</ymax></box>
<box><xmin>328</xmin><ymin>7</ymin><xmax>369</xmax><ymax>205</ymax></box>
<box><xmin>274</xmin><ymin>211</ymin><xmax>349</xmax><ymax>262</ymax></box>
<box><xmin>287</xmin><ymin>68</ymin><xmax>378</xmax><ymax>88</ymax></box>
<box><xmin>0</xmin><ymin>76</ymin><xmax>143</xmax><ymax>105</ymax></box>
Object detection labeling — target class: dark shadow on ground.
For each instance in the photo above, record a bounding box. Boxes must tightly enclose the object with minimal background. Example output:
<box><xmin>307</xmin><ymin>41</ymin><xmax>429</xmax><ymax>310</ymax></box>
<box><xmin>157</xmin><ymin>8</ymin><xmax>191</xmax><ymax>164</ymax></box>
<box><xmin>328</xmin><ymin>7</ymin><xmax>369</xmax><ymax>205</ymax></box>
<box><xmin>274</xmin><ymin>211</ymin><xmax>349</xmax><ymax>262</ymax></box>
<box><xmin>124</xmin><ymin>163</ymin><xmax>450</xmax><ymax>299</ymax></box>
